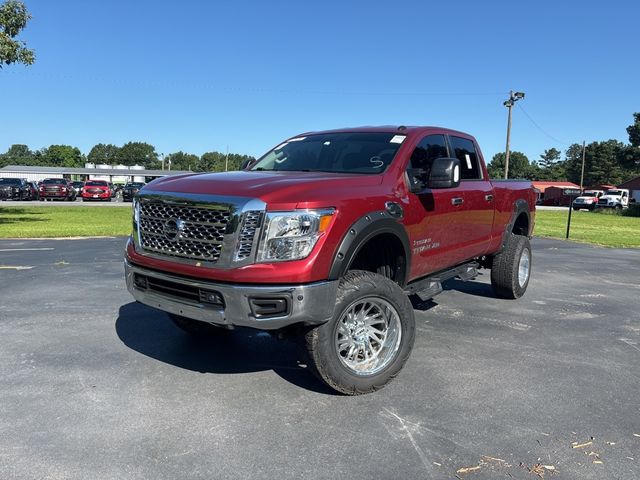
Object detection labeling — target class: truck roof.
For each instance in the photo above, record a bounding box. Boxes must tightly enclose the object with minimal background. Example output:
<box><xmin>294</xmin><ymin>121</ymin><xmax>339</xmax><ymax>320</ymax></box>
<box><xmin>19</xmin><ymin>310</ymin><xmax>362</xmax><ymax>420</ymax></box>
<box><xmin>295</xmin><ymin>125</ymin><xmax>474</xmax><ymax>139</ymax></box>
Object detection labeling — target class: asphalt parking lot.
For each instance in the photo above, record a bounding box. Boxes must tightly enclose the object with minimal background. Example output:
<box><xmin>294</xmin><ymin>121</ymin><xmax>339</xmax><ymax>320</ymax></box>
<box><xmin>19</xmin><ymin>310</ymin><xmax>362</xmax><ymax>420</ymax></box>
<box><xmin>1</xmin><ymin>237</ymin><xmax>639</xmax><ymax>479</ymax></box>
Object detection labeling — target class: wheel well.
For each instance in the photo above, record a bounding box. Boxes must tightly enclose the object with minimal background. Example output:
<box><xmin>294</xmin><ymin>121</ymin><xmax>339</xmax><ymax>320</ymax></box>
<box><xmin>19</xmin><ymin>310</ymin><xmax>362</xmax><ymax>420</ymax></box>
<box><xmin>512</xmin><ymin>212</ymin><xmax>529</xmax><ymax>236</ymax></box>
<box><xmin>348</xmin><ymin>233</ymin><xmax>407</xmax><ymax>286</ymax></box>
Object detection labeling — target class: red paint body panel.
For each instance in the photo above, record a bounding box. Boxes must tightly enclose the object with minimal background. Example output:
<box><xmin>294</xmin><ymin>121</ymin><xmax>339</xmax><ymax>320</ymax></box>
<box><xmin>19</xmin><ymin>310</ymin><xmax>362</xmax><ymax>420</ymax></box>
<box><xmin>126</xmin><ymin>126</ymin><xmax>536</xmax><ymax>285</ymax></box>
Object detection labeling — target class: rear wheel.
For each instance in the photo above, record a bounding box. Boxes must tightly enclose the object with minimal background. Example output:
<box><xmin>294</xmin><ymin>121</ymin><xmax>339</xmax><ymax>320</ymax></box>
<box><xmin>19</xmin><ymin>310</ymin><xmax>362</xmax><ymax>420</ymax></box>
<box><xmin>491</xmin><ymin>234</ymin><xmax>532</xmax><ymax>299</ymax></box>
<box><xmin>169</xmin><ymin>313</ymin><xmax>231</xmax><ymax>337</ymax></box>
<box><xmin>304</xmin><ymin>270</ymin><xmax>415</xmax><ymax>395</ymax></box>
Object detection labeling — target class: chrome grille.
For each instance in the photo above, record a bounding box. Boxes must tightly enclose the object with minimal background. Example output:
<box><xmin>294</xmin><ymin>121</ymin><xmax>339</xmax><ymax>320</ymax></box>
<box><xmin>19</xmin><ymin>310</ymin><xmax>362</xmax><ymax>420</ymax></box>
<box><xmin>138</xmin><ymin>201</ymin><xmax>231</xmax><ymax>263</ymax></box>
<box><xmin>235</xmin><ymin>211</ymin><xmax>263</xmax><ymax>261</ymax></box>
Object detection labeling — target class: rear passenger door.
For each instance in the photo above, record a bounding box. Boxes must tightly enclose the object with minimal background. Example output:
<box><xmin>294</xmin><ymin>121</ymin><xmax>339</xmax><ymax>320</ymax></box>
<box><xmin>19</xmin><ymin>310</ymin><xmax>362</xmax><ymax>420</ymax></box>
<box><xmin>447</xmin><ymin>135</ymin><xmax>495</xmax><ymax>260</ymax></box>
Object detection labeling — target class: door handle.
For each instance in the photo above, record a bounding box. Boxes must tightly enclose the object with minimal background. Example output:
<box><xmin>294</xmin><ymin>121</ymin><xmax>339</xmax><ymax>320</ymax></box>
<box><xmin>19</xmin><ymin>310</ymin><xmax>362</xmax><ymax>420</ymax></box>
<box><xmin>451</xmin><ymin>197</ymin><xmax>464</xmax><ymax>206</ymax></box>
<box><xmin>485</xmin><ymin>194</ymin><xmax>494</xmax><ymax>201</ymax></box>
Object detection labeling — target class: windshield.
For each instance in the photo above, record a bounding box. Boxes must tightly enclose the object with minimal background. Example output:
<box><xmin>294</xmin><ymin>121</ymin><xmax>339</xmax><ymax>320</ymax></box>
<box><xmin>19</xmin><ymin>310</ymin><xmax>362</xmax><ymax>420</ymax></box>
<box><xmin>582</xmin><ymin>192</ymin><xmax>597</xmax><ymax>197</ymax></box>
<box><xmin>125</xmin><ymin>183</ymin><xmax>145</xmax><ymax>188</ymax></box>
<box><xmin>42</xmin><ymin>178</ymin><xmax>65</xmax><ymax>184</ymax></box>
<box><xmin>85</xmin><ymin>181</ymin><xmax>108</xmax><ymax>186</ymax></box>
<box><xmin>605</xmin><ymin>190</ymin><xmax>621</xmax><ymax>196</ymax></box>
<box><xmin>0</xmin><ymin>178</ymin><xmax>21</xmax><ymax>185</ymax></box>
<box><xmin>251</xmin><ymin>132</ymin><xmax>406</xmax><ymax>174</ymax></box>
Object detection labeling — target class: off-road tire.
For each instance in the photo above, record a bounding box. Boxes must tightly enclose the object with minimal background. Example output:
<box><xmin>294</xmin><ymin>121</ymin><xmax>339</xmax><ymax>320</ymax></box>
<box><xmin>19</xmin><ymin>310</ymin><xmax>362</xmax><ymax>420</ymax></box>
<box><xmin>491</xmin><ymin>234</ymin><xmax>532</xmax><ymax>299</ymax></box>
<box><xmin>303</xmin><ymin>270</ymin><xmax>415</xmax><ymax>395</ymax></box>
<box><xmin>169</xmin><ymin>313</ymin><xmax>230</xmax><ymax>337</ymax></box>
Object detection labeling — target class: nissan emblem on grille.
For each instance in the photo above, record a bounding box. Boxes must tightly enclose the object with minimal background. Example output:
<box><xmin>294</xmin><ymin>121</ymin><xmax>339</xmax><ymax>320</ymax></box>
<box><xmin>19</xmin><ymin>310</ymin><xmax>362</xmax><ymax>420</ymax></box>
<box><xmin>163</xmin><ymin>218</ymin><xmax>184</xmax><ymax>241</ymax></box>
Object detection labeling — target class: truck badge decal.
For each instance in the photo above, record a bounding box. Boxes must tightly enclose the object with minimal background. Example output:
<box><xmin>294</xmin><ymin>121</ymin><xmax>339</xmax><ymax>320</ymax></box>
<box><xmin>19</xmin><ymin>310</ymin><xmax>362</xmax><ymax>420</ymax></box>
<box><xmin>164</xmin><ymin>218</ymin><xmax>184</xmax><ymax>241</ymax></box>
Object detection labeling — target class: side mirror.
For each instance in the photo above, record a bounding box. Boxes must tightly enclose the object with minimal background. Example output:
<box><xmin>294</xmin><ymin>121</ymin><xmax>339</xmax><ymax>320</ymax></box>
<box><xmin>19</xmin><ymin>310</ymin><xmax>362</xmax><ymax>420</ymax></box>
<box><xmin>406</xmin><ymin>168</ymin><xmax>427</xmax><ymax>193</ymax></box>
<box><xmin>428</xmin><ymin>158</ymin><xmax>461</xmax><ymax>189</ymax></box>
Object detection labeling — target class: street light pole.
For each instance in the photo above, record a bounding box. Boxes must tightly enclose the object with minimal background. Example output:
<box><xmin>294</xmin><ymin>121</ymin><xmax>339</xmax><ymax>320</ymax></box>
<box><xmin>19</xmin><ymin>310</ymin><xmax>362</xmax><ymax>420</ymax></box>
<box><xmin>579</xmin><ymin>140</ymin><xmax>586</xmax><ymax>192</ymax></box>
<box><xmin>503</xmin><ymin>90</ymin><xmax>525</xmax><ymax>179</ymax></box>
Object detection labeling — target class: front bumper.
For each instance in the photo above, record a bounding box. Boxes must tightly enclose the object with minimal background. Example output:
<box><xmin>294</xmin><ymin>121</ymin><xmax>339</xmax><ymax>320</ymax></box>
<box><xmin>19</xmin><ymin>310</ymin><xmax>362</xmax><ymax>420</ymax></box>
<box><xmin>124</xmin><ymin>259</ymin><xmax>339</xmax><ymax>330</ymax></box>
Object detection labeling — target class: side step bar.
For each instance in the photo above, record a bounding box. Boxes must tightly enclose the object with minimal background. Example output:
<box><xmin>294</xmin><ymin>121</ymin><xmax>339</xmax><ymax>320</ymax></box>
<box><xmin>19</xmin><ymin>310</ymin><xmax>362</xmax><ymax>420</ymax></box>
<box><xmin>404</xmin><ymin>262</ymin><xmax>479</xmax><ymax>301</ymax></box>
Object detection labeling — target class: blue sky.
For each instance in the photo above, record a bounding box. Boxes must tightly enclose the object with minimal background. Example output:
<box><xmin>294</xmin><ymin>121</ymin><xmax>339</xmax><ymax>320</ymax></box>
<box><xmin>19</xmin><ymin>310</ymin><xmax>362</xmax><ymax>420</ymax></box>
<box><xmin>2</xmin><ymin>0</ymin><xmax>638</xmax><ymax>163</ymax></box>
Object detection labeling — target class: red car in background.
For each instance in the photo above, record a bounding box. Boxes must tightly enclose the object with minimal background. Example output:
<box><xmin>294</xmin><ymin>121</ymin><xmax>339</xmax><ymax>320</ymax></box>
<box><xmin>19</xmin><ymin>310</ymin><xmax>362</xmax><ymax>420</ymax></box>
<box><xmin>82</xmin><ymin>180</ymin><xmax>112</xmax><ymax>202</ymax></box>
<box><xmin>39</xmin><ymin>178</ymin><xmax>77</xmax><ymax>201</ymax></box>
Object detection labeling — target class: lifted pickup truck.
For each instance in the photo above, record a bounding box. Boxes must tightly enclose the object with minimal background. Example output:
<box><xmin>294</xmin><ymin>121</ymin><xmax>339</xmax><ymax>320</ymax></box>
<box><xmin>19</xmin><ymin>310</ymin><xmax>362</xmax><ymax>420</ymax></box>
<box><xmin>125</xmin><ymin>126</ymin><xmax>536</xmax><ymax>394</ymax></box>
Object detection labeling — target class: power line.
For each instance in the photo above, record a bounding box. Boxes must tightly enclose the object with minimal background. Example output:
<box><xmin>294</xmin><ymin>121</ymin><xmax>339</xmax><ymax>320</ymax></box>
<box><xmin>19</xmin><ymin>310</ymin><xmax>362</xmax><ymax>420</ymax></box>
<box><xmin>516</xmin><ymin>103</ymin><xmax>572</xmax><ymax>147</ymax></box>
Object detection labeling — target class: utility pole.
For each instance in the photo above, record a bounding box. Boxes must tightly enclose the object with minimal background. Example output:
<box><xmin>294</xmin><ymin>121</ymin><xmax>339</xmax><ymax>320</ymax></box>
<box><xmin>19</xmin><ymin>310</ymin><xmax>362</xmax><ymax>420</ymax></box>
<box><xmin>503</xmin><ymin>90</ymin><xmax>525</xmax><ymax>179</ymax></box>
<box><xmin>225</xmin><ymin>145</ymin><xmax>229</xmax><ymax>172</ymax></box>
<box><xmin>160</xmin><ymin>153</ymin><xmax>165</xmax><ymax>171</ymax></box>
<box><xmin>579</xmin><ymin>141</ymin><xmax>586</xmax><ymax>192</ymax></box>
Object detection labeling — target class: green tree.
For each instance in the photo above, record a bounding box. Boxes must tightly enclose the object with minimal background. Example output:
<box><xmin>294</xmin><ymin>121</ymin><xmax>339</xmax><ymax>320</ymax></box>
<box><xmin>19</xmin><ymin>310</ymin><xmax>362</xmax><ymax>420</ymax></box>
<box><xmin>117</xmin><ymin>142</ymin><xmax>158</xmax><ymax>168</ymax></box>
<box><xmin>199</xmin><ymin>151</ymin><xmax>255</xmax><ymax>172</ymax></box>
<box><xmin>0</xmin><ymin>0</ymin><xmax>35</xmax><ymax>67</ymax></box>
<box><xmin>165</xmin><ymin>151</ymin><xmax>199</xmax><ymax>171</ymax></box>
<box><xmin>87</xmin><ymin>143</ymin><xmax>120</xmax><ymax>165</ymax></box>
<box><xmin>627</xmin><ymin>112</ymin><xmax>640</xmax><ymax>148</ymax></box>
<box><xmin>487</xmin><ymin>151</ymin><xmax>535</xmax><ymax>179</ymax></box>
<box><xmin>42</xmin><ymin>145</ymin><xmax>83</xmax><ymax>168</ymax></box>
<box><xmin>565</xmin><ymin>140</ymin><xmax>625</xmax><ymax>186</ymax></box>
<box><xmin>537</xmin><ymin>148</ymin><xmax>566</xmax><ymax>180</ymax></box>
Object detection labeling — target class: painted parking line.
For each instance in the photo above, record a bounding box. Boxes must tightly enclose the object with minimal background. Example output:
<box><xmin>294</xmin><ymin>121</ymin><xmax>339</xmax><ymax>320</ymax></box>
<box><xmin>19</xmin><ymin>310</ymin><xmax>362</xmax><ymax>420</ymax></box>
<box><xmin>0</xmin><ymin>248</ymin><xmax>55</xmax><ymax>252</ymax></box>
<box><xmin>0</xmin><ymin>266</ymin><xmax>34</xmax><ymax>270</ymax></box>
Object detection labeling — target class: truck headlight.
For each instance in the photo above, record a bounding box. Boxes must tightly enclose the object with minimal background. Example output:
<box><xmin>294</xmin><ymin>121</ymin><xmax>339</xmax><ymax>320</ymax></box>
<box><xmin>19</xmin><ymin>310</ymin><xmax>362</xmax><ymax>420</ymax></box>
<box><xmin>257</xmin><ymin>209</ymin><xmax>335</xmax><ymax>262</ymax></box>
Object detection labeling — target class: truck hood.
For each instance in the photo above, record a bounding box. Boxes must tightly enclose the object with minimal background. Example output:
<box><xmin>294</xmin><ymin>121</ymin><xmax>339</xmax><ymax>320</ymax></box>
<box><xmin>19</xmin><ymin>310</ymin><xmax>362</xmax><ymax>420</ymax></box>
<box><xmin>145</xmin><ymin>171</ymin><xmax>385</xmax><ymax>207</ymax></box>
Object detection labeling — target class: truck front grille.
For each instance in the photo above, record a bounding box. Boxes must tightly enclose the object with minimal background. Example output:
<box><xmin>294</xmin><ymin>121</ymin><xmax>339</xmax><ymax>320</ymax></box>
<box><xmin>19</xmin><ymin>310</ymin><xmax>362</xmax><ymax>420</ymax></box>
<box><xmin>138</xmin><ymin>201</ymin><xmax>231</xmax><ymax>263</ymax></box>
<box><xmin>235</xmin><ymin>211</ymin><xmax>263</xmax><ymax>261</ymax></box>
<box><xmin>598</xmin><ymin>199</ymin><xmax>608</xmax><ymax>205</ymax></box>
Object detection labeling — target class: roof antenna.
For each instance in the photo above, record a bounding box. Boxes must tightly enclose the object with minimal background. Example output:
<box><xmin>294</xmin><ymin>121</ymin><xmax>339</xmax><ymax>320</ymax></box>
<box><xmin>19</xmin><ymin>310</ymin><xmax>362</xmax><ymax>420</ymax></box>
<box><xmin>398</xmin><ymin>125</ymin><xmax>407</xmax><ymax>131</ymax></box>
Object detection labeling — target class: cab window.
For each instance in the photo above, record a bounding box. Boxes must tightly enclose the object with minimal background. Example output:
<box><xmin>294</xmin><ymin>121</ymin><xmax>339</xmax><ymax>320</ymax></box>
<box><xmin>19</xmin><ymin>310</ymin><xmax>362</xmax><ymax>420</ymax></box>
<box><xmin>408</xmin><ymin>134</ymin><xmax>448</xmax><ymax>184</ymax></box>
<box><xmin>449</xmin><ymin>136</ymin><xmax>482</xmax><ymax>180</ymax></box>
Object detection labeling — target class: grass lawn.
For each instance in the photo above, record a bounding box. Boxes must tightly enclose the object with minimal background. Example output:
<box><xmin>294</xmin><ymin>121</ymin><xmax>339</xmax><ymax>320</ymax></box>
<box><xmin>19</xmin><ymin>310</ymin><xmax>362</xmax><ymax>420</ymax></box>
<box><xmin>0</xmin><ymin>206</ymin><xmax>132</xmax><ymax>238</ymax></box>
<box><xmin>534</xmin><ymin>210</ymin><xmax>640</xmax><ymax>248</ymax></box>
<box><xmin>1</xmin><ymin>205</ymin><xmax>638</xmax><ymax>248</ymax></box>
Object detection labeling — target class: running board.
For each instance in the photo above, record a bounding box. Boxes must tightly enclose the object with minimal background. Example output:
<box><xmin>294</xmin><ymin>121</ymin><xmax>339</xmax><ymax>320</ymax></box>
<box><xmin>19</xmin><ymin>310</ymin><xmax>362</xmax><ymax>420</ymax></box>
<box><xmin>404</xmin><ymin>262</ymin><xmax>479</xmax><ymax>301</ymax></box>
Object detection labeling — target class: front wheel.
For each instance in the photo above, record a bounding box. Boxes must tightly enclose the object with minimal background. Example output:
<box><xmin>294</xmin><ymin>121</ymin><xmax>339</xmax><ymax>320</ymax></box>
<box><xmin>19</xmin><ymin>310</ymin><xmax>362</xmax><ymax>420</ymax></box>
<box><xmin>304</xmin><ymin>270</ymin><xmax>415</xmax><ymax>395</ymax></box>
<box><xmin>490</xmin><ymin>234</ymin><xmax>532</xmax><ymax>299</ymax></box>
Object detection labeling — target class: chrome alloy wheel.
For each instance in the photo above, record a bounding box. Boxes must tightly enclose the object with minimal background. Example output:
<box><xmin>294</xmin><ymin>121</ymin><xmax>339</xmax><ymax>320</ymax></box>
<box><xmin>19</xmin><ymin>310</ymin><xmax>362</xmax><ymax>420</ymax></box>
<box><xmin>334</xmin><ymin>297</ymin><xmax>402</xmax><ymax>376</ymax></box>
<box><xmin>518</xmin><ymin>248</ymin><xmax>531</xmax><ymax>287</ymax></box>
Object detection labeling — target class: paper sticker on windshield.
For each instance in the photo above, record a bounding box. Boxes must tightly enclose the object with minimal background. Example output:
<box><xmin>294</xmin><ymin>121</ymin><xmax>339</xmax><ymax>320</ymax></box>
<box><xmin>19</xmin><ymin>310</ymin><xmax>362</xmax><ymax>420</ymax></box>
<box><xmin>390</xmin><ymin>135</ymin><xmax>406</xmax><ymax>144</ymax></box>
<box><xmin>465</xmin><ymin>154</ymin><xmax>472</xmax><ymax>169</ymax></box>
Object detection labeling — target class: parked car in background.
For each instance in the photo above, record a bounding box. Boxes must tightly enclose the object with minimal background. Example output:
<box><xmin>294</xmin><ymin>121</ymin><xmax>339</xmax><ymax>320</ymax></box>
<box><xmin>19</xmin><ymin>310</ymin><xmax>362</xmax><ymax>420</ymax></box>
<box><xmin>0</xmin><ymin>178</ymin><xmax>31</xmax><ymax>200</ymax></box>
<box><xmin>39</xmin><ymin>178</ymin><xmax>77</xmax><ymax>201</ymax></box>
<box><xmin>82</xmin><ymin>180</ymin><xmax>112</xmax><ymax>201</ymax></box>
<box><xmin>71</xmin><ymin>181</ymin><xmax>85</xmax><ymax>197</ymax></box>
<box><xmin>27</xmin><ymin>181</ymin><xmax>40</xmax><ymax>200</ymax></box>
<box><xmin>573</xmin><ymin>190</ymin><xmax>603</xmax><ymax>211</ymax></box>
<box><xmin>122</xmin><ymin>182</ymin><xmax>146</xmax><ymax>201</ymax></box>
<box><xmin>597</xmin><ymin>189</ymin><xmax>630</xmax><ymax>209</ymax></box>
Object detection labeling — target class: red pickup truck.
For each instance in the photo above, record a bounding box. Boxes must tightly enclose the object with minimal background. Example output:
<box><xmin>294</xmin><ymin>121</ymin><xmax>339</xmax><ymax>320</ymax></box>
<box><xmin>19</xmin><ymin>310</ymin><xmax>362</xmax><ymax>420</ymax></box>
<box><xmin>125</xmin><ymin>126</ymin><xmax>535</xmax><ymax>394</ymax></box>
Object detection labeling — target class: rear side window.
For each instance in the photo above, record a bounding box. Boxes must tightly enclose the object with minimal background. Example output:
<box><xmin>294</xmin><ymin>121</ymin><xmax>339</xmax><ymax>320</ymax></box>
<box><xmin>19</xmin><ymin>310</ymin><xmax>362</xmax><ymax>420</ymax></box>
<box><xmin>450</xmin><ymin>136</ymin><xmax>482</xmax><ymax>180</ymax></box>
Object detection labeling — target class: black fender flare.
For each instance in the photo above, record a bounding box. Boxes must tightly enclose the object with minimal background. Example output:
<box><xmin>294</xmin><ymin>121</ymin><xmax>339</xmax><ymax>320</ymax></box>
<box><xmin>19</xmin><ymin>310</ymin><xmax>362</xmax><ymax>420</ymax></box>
<box><xmin>500</xmin><ymin>199</ymin><xmax>531</xmax><ymax>250</ymax></box>
<box><xmin>327</xmin><ymin>211</ymin><xmax>411</xmax><ymax>286</ymax></box>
